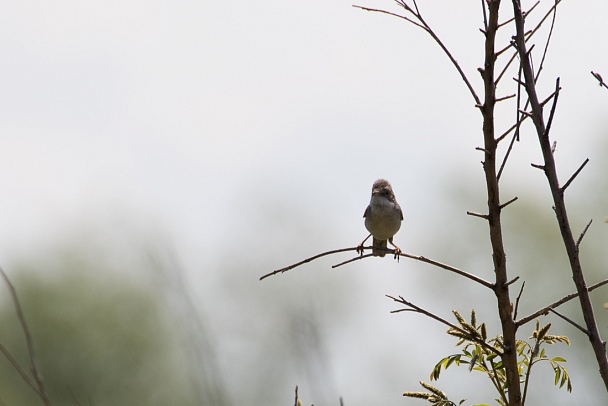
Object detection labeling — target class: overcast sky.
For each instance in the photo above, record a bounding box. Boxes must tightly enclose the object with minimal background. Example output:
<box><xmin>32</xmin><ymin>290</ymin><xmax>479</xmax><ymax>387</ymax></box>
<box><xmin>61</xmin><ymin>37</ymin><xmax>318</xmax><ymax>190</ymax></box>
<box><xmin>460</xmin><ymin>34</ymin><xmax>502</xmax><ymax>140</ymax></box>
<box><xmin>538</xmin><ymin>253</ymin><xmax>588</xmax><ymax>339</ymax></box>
<box><xmin>1</xmin><ymin>1</ymin><xmax>607</xmax><ymax>405</ymax></box>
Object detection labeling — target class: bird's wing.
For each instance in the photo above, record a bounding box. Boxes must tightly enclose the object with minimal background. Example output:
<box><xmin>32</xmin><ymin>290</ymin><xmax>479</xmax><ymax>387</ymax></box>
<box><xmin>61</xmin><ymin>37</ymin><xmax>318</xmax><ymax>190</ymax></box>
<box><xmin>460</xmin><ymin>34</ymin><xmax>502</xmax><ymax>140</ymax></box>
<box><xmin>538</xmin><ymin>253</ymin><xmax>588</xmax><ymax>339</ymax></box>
<box><xmin>363</xmin><ymin>205</ymin><xmax>371</xmax><ymax>218</ymax></box>
<box><xmin>397</xmin><ymin>203</ymin><xmax>404</xmax><ymax>220</ymax></box>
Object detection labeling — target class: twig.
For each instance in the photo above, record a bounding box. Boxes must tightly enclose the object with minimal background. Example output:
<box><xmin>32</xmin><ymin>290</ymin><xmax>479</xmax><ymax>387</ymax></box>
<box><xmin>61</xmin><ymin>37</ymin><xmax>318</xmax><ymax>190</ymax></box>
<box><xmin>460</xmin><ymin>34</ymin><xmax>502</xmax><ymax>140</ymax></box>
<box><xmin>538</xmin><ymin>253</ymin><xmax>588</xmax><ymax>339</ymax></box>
<box><xmin>396</xmin><ymin>252</ymin><xmax>494</xmax><ymax>289</ymax></box>
<box><xmin>0</xmin><ymin>341</ymin><xmax>42</xmax><ymax>396</ymax></box>
<box><xmin>332</xmin><ymin>252</ymin><xmax>375</xmax><ymax>268</ymax></box>
<box><xmin>513</xmin><ymin>281</ymin><xmax>526</xmax><ymax>320</ymax></box>
<box><xmin>259</xmin><ymin>247</ymin><xmax>359</xmax><ymax>280</ymax></box>
<box><xmin>560</xmin><ymin>158</ymin><xmax>590</xmax><ymax>193</ymax></box>
<box><xmin>260</xmin><ymin>246</ymin><xmax>494</xmax><ymax>289</ymax></box>
<box><xmin>516</xmin><ymin>278</ymin><xmax>608</xmax><ymax>327</ymax></box>
<box><xmin>543</xmin><ymin>77</ymin><xmax>561</xmax><ymax>142</ymax></box>
<box><xmin>0</xmin><ymin>267</ymin><xmax>51</xmax><ymax>405</ymax></box>
<box><xmin>467</xmin><ymin>211</ymin><xmax>489</xmax><ymax>220</ymax></box>
<box><xmin>505</xmin><ymin>276</ymin><xmax>520</xmax><ymax>287</ymax></box>
<box><xmin>576</xmin><ymin>219</ymin><xmax>593</xmax><ymax>249</ymax></box>
<box><xmin>533</xmin><ymin>0</ymin><xmax>559</xmax><ymax>82</ymax></box>
<box><xmin>352</xmin><ymin>6</ymin><xmax>426</xmax><ymax>30</ymax></box>
<box><xmin>387</xmin><ymin>295</ymin><xmax>502</xmax><ymax>355</ymax></box>
<box><xmin>354</xmin><ymin>2</ymin><xmax>481</xmax><ymax>106</ymax></box>
<box><xmin>591</xmin><ymin>71</ymin><xmax>608</xmax><ymax>89</ymax></box>
<box><xmin>548</xmin><ymin>309</ymin><xmax>589</xmax><ymax>336</ymax></box>
<box><xmin>499</xmin><ymin>196</ymin><xmax>518</xmax><ymax>210</ymax></box>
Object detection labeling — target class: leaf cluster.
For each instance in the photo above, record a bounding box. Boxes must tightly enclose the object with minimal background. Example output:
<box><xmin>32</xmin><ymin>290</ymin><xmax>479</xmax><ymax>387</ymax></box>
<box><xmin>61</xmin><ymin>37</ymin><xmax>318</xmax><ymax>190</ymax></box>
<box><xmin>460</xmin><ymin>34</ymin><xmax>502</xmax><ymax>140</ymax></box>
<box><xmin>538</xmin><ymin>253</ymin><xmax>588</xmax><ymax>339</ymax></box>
<box><xmin>405</xmin><ymin>310</ymin><xmax>572</xmax><ymax>405</ymax></box>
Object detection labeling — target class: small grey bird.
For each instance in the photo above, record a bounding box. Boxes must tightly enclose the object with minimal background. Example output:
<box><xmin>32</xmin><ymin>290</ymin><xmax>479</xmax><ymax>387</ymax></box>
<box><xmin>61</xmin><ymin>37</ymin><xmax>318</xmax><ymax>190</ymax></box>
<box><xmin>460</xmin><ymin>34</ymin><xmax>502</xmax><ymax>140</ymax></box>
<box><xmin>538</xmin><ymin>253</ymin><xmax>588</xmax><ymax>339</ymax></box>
<box><xmin>358</xmin><ymin>179</ymin><xmax>403</xmax><ymax>257</ymax></box>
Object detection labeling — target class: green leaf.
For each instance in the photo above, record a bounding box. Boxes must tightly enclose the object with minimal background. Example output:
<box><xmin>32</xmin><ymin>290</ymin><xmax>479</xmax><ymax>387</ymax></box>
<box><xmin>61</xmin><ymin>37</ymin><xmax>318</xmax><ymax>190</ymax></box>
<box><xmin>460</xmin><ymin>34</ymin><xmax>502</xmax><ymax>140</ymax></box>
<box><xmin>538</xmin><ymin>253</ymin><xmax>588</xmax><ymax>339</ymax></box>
<box><xmin>551</xmin><ymin>356</ymin><xmax>567</xmax><ymax>363</ymax></box>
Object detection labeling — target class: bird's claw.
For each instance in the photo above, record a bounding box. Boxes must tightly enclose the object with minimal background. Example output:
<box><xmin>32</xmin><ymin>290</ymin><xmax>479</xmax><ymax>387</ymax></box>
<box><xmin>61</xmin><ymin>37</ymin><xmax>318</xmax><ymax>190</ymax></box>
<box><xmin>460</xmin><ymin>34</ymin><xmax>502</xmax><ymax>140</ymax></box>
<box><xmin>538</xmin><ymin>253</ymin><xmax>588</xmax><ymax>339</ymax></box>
<box><xmin>356</xmin><ymin>244</ymin><xmax>365</xmax><ymax>256</ymax></box>
<box><xmin>393</xmin><ymin>247</ymin><xmax>402</xmax><ymax>262</ymax></box>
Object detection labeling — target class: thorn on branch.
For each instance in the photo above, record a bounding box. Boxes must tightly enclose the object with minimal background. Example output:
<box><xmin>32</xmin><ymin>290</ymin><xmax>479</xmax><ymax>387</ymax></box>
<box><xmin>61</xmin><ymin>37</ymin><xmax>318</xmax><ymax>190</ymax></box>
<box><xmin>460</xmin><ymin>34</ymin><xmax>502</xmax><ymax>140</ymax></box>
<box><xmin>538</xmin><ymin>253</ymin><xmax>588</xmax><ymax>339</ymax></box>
<box><xmin>496</xmin><ymin>93</ymin><xmax>516</xmax><ymax>102</ymax></box>
<box><xmin>499</xmin><ymin>196</ymin><xmax>518</xmax><ymax>210</ymax></box>
<box><xmin>560</xmin><ymin>158</ymin><xmax>590</xmax><ymax>194</ymax></box>
<box><xmin>531</xmin><ymin>163</ymin><xmax>545</xmax><ymax>170</ymax></box>
<box><xmin>467</xmin><ymin>211</ymin><xmax>489</xmax><ymax>220</ymax></box>
<box><xmin>505</xmin><ymin>276</ymin><xmax>520</xmax><ymax>287</ymax></box>
<box><xmin>475</xmin><ymin>146</ymin><xmax>490</xmax><ymax>154</ymax></box>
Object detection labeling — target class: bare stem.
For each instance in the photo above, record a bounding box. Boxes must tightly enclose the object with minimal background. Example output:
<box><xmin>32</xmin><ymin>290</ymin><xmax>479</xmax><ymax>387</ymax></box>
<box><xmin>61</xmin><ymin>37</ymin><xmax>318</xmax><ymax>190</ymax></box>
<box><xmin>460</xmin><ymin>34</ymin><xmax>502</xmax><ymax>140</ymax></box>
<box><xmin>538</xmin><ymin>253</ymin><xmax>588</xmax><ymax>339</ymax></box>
<box><xmin>0</xmin><ymin>267</ymin><xmax>51</xmax><ymax>405</ymax></box>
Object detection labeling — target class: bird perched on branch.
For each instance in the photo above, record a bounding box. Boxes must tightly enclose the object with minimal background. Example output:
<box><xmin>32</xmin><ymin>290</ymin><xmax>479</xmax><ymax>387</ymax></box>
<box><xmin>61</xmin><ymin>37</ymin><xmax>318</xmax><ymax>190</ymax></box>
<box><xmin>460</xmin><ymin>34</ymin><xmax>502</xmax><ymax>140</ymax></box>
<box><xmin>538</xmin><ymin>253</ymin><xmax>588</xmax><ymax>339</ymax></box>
<box><xmin>357</xmin><ymin>179</ymin><xmax>403</xmax><ymax>258</ymax></box>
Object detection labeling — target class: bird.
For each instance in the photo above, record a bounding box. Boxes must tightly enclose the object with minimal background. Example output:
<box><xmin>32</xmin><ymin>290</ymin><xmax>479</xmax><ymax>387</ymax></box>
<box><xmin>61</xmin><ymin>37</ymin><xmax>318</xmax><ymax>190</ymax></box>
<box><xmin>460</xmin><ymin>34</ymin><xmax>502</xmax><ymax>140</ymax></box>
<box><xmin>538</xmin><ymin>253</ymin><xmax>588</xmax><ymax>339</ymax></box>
<box><xmin>357</xmin><ymin>179</ymin><xmax>403</xmax><ymax>258</ymax></box>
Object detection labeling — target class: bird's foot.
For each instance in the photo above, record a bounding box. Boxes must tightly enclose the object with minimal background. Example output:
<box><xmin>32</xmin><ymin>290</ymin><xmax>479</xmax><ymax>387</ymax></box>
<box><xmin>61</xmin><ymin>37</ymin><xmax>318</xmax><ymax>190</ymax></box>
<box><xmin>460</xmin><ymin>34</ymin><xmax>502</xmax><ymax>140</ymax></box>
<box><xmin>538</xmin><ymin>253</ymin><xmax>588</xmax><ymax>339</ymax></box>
<box><xmin>392</xmin><ymin>246</ymin><xmax>402</xmax><ymax>262</ymax></box>
<box><xmin>356</xmin><ymin>243</ymin><xmax>365</xmax><ymax>256</ymax></box>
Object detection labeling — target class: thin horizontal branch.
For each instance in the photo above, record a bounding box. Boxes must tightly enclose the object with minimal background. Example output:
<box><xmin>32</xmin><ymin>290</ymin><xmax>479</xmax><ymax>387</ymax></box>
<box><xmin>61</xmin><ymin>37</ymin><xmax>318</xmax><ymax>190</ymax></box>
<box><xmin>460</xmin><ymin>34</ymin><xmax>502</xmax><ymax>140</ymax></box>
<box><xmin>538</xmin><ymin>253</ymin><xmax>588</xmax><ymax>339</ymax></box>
<box><xmin>261</xmin><ymin>246</ymin><xmax>494</xmax><ymax>289</ymax></box>
<box><xmin>496</xmin><ymin>93</ymin><xmax>516</xmax><ymax>102</ymax></box>
<box><xmin>549</xmin><ymin>309</ymin><xmax>589</xmax><ymax>336</ymax></box>
<box><xmin>516</xmin><ymin>278</ymin><xmax>608</xmax><ymax>327</ymax></box>
<box><xmin>259</xmin><ymin>247</ymin><xmax>359</xmax><ymax>280</ymax></box>
<box><xmin>352</xmin><ymin>5</ymin><xmax>427</xmax><ymax>30</ymax></box>
<box><xmin>399</xmin><ymin>252</ymin><xmax>494</xmax><ymax>288</ymax></box>
<box><xmin>332</xmin><ymin>252</ymin><xmax>375</xmax><ymax>268</ymax></box>
<box><xmin>387</xmin><ymin>295</ymin><xmax>502</xmax><ymax>355</ymax></box>
<box><xmin>560</xmin><ymin>158</ymin><xmax>590</xmax><ymax>193</ymax></box>
<box><xmin>467</xmin><ymin>211</ymin><xmax>489</xmax><ymax>220</ymax></box>
<box><xmin>531</xmin><ymin>163</ymin><xmax>545</xmax><ymax>170</ymax></box>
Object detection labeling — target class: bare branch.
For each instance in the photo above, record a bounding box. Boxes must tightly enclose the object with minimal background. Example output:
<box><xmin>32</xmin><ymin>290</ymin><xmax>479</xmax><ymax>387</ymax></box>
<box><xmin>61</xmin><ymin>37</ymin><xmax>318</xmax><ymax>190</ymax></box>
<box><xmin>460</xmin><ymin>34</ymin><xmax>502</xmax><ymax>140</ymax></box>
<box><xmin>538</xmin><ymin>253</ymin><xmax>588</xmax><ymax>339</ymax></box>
<box><xmin>496</xmin><ymin>93</ymin><xmax>516</xmax><ymax>102</ymax></box>
<box><xmin>576</xmin><ymin>219</ymin><xmax>593</xmax><ymax>250</ymax></box>
<box><xmin>397</xmin><ymin>252</ymin><xmax>494</xmax><ymax>289</ymax></box>
<box><xmin>0</xmin><ymin>267</ymin><xmax>51</xmax><ymax>405</ymax></box>
<box><xmin>354</xmin><ymin>2</ymin><xmax>481</xmax><ymax>106</ymax></box>
<box><xmin>543</xmin><ymin>77</ymin><xmax>561</xmax><ymax>142</ymax></box>
<box><xmin>516</xmin><ymin>278</ymin><xmax>608</xmax><ymax>327</ymax></box>
<box><xmin>560</xmin><ymin>158</ymin><xmax>590</xmax><ymax>193</ymax></box>
<box><xmin>259</xmin><ymin>247</ymin><xmax>359</xmax><ymax>280</ymax></box>
<box><xmin>467</xmin><ymin>210</ymin><xmax>489</xmax><ymax>220</ymax></box>
<box><xmin>533</xmin><ymin>0</ymin><xmax>559</xmax><ymax>82</ymax></box>
<box><xmin>548</xmin><ymin>309</ymin><xmax>589</xmax><ymax>336</ymax></box>
<box><xmin>513</xmin><ymin>281</ymin><xmax>526</xmax><ymax>320</ymax></box>
<box><xmin>591</xmin><ymin>71</ymin><xmax>608</xmax><ymax>89</ymax></box>
<box><xmin>261</xmin><ymin>246</ymin><xmax>494</xmax><ymax>288</ymax></box>
<box><xmin>505</xmin><ymin>276</ymin><xmax>520</xmax><ymax>287</ymax></box>
<box><xmin>332</xmin><ymin>252</ymin><xmax>375</xmax><ymax>268</ymax></box>
<box><xmin>387</xmin><ymin>295</ymin><xmax>502</xmax><ymax>355</ymax></box>
<box><xmin>497</xmin><ymin>0</ymin><xmax>540</xmax><ymax>29</ymax></box>
<box><xmin>499</xmin><ymin>196</ymin><xmax>519</xmax><ymax>210</ymax></box>
<box><xmin>352</xmin><ymin>5</ymin><xmax>427</xmax><ymax>30</ymax></box>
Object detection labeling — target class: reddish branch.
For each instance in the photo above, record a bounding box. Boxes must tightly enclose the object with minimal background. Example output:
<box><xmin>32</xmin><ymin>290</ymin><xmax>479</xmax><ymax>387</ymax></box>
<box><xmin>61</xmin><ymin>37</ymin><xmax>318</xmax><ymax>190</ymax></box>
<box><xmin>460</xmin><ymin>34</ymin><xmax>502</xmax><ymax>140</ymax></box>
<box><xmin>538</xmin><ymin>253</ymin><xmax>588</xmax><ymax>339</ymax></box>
<box><xmin>478</xmin><ymin>1</ymin><xmax>522</xmax><ymax>404</ymax></box>
<box><xmin>510</xmin><ymin>0</ymin><xmax>608</xmax><ymax>392</ymax></box>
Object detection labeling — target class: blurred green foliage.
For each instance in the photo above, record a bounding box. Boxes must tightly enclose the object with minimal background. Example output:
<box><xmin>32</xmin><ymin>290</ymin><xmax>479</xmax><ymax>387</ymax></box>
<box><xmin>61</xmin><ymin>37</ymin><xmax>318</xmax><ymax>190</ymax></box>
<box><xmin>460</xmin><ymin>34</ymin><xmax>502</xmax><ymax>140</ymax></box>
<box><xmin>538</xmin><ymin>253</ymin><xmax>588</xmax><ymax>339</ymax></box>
<box><xmin>0</xmin><ymin>256</ymin><xmax>198</xmax><ymax>405</ymax></box>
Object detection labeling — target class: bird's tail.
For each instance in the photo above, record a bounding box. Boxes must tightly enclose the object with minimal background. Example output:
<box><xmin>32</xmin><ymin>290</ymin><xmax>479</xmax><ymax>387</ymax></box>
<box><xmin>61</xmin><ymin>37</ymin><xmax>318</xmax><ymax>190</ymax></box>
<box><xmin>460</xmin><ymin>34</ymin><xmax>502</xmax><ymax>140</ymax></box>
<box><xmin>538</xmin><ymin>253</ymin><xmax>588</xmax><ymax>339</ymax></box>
<box><xmin>372</xmin><ymin>237</ymin><xmax>387</xmax><ymax>257</ymax></box>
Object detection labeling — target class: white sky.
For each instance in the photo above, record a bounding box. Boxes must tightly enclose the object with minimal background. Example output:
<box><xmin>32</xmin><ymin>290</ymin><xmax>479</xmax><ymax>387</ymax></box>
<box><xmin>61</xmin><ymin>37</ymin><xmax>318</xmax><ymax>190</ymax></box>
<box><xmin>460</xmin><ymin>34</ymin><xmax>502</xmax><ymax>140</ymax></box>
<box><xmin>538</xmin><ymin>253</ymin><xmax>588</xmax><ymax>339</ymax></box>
<box><xmin>1</xmin><ymin>1</ymin><xmax>607</xmax><ymax>405</ymax></box>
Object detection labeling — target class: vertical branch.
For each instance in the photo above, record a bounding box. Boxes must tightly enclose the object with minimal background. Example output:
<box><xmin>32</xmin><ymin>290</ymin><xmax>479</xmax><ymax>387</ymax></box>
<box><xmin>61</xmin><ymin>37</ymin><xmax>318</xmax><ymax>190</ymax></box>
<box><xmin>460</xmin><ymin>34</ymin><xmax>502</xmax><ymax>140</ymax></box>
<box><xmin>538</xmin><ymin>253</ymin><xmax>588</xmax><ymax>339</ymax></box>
<box><xmin>479</xmin><ymin>1</ymin><xmax>522</xmax><ymax>404</ymax></box>
<box><xmin>510</xmin><ymin>0</ymin><xmax>608</xmax><ymax>392</ymax></box>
